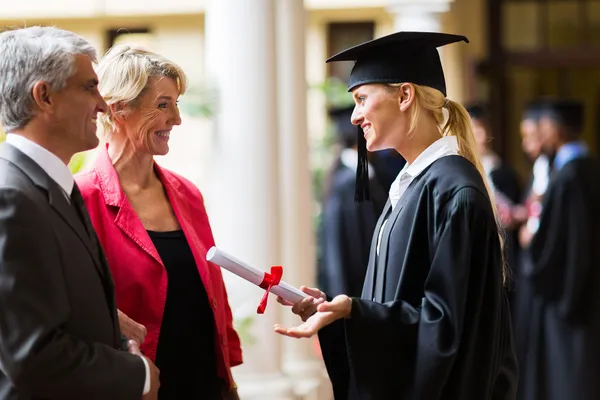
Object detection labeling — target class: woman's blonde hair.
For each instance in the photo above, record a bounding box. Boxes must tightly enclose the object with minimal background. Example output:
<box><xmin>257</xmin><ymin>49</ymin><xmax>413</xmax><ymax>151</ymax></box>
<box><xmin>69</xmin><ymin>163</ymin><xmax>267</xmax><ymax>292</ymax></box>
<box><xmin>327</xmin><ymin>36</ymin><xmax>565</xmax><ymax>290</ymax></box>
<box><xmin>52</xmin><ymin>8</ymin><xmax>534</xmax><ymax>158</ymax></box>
<box><xmin>95</xmin><ymin>44</ymin><xmax>188</xmax><ymax>139</ymax></box>
<box><xmin>388</xmin><ymin>83</ymin><xmax>508</xmax><ymax>284</ymax></box>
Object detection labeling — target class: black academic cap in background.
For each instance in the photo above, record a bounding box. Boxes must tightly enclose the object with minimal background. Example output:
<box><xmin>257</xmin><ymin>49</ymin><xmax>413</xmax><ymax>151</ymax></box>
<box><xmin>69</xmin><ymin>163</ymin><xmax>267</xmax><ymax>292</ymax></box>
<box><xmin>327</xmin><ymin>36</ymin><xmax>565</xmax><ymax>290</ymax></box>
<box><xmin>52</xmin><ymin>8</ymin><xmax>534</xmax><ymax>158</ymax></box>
<box><xmin>326</xmin><ymin>31</ymin><xmax>469</xmax><ymax>202</ymax></box>
<box><xmin>538</xmin><ymin>99</ymin><xmax>585</xmax><ymax>135</ymax></box>
<box><xmin>522</xmin><ymin>99</ymin><xmax>546</xmax><ymax>122</ymax></box>
<box><xmin>328</xmin><ymin>105</ymin><xmax>356</xmax><ymax>147</ymax></box>
<box><xmin>465</xmin><ymin>103</ymin><xmax>488</xmax><ymax>121</ymax></box>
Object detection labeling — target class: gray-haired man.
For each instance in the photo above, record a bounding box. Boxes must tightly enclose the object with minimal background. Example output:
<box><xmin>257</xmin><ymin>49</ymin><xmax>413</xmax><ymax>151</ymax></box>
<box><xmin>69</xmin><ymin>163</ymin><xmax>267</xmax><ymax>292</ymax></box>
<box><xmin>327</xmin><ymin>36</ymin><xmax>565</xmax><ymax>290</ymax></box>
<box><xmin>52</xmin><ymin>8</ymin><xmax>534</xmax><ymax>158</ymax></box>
<box><xmin>0</xmin><ymin>26</ymin><xmax>159</xmax><ymax>399</ymax></box>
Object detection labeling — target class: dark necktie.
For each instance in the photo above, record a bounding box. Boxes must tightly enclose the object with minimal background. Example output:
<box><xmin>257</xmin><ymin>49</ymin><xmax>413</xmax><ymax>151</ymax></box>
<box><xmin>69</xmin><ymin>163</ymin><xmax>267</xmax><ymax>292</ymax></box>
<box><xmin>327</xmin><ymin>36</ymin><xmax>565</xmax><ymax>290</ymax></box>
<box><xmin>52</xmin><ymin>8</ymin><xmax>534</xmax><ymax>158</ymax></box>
<box><xmin>70</xmin><ymin>184</ymin><xmax>121</xmax><ymax>347</ymax></box>
<box><xmin>70</xmin><ymin>184</ymin><xmax>100</xmax><ymax>251</ymax></box>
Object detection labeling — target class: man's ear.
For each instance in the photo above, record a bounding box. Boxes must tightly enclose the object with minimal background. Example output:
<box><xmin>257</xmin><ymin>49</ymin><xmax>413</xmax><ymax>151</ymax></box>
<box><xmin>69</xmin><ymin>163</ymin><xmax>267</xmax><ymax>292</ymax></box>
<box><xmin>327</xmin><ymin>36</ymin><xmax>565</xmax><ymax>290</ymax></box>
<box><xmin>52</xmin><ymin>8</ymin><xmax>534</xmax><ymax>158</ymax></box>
<box><xmin>31</xmin><ymin>81</ymin><xmax>53</xmax><ymax>112</ymax></box>
<box><xmin>398</xmin><ymin>83</ymin><xmax>416</xmax><ymax>112</ymax></box>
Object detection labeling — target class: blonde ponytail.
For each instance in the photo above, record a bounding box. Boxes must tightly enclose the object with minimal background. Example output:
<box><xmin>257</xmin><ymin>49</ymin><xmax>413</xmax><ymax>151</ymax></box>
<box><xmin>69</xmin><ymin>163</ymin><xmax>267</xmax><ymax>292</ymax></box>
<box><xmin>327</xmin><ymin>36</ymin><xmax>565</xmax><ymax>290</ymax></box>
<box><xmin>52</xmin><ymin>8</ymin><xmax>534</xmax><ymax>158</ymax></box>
<box><xmin>444</xmin><ymin>98</ymin><xmax>509</xmax><ymax>284</ymax></box>
<box><xmin>388</xmin><ymin>83</ymin><xmax>509</xmax><ymax>284</ymax></box>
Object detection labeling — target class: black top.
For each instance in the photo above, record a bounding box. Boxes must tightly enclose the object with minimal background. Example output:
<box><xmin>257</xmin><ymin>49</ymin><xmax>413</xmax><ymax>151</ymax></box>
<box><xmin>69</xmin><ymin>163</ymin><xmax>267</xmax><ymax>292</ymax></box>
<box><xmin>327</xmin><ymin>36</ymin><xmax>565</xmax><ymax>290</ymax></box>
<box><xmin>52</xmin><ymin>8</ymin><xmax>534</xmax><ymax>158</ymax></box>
<box><xmin>148</xmin><ymin>230</ymin><xmax>224</xmax><ymax>400</ymax></box>
<box><xmin>318</xmin><ymin>155</ymin><xmax>518</xmax><ymax>400</ymax></box>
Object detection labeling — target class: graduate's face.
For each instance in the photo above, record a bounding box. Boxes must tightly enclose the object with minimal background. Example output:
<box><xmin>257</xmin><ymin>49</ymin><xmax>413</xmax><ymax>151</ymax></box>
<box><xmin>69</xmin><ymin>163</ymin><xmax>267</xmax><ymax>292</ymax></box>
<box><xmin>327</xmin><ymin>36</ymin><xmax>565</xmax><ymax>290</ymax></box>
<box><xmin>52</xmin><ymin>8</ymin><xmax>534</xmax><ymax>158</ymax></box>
<box><xmin>538</xmin><ymin>116</ymin><xmax>561</xmax><ymax>155</ymax></box>
<box><xmin>122</xmin><ymin>76</ymin><xmax>182</xmax><ymax>156</ymax></box>
<box><xmin>471</xmin><ymin>119</ymin><xmax>489</xmax><ymax>155</ymax></box>
<box><xmin>350</xmin><ymin>84</ymin><xmax>406</xmax><ymax>152</ymax></box>
<box><xmin>520</xmin><ymin>119</ymin><xmax>542</xmax><ymax>161</ymax></box>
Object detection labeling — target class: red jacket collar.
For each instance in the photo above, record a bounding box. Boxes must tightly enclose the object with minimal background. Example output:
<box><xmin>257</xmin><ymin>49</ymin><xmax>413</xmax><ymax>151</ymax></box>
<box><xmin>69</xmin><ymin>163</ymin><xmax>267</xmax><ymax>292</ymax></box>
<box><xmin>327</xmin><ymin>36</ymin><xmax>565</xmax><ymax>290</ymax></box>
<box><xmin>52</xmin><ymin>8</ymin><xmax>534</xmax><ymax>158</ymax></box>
<box><xmin>94</xmin><ymin>143</ymin><xmax>182</xmax><ymax>208</ymax></box>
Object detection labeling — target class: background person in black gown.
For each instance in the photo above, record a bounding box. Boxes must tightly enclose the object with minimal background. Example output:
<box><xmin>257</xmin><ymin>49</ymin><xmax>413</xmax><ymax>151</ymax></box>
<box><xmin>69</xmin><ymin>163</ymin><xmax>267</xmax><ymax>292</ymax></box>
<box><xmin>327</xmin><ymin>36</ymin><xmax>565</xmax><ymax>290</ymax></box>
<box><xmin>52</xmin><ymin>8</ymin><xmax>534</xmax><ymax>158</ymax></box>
<box><xmin>465</xmin><ymin>103</ymin><xmax>521</xmax><ymax>277</ymax></box>
<box><xmin>518</xmin><ymin>99</ymin><xmax>600</xmax><ymax>400</ymax></box>
<box><xmin>318</xmin><ymin>105</ymin><xmax>386</xmax><ymax>298</ymax></box>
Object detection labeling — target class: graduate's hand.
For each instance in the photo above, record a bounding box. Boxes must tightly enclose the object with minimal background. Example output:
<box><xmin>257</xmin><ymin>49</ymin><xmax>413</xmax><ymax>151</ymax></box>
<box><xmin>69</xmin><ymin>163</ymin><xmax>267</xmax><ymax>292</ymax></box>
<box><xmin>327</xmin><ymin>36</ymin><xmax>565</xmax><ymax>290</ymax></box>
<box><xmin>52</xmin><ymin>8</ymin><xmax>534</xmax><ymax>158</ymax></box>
<box><xmin>277</xmin><ymin>286</ymin><xmax>327</xmax><ymax>322</ymax></box>
<box><xmin>273</xmin><ymin>294</ymin><xmax>352</xmax><ymax>338</ymax></box>
<box><xmin>510</xmin><ymin>205</ymin><xmax>529</xmax><ymax>225</ymax></box>
<box><xmin>519</xmin><ymin>224</ymin><xmax>534</xmax><ymax>248</ymax></box>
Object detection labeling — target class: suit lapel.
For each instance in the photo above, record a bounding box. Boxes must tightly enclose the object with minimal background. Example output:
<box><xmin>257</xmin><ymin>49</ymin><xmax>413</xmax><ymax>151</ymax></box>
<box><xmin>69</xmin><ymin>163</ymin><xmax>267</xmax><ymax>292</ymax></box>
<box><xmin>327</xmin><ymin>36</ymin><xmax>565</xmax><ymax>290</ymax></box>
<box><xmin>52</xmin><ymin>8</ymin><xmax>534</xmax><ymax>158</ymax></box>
<box><xmin>374</xmin><ymin>179</ymin><xmax>420</xmax><ymax>302</ymax></box>
<box><xmin>113</xmin><ymin>201</ymin><xmax>163</xmax><ymax>265</ymax></box>
<box><xmin>0</xmin><ymin>144</ymin><xmax>108</xmax><ymax>281</ymax></box>
<box><xmin>49</xmin><ymin>186</ymin><xmax>109</xmax><ymax>279</ymax></box>
<box><xmin>94</xmin><ymin>147</ymin><xmax>163</xmax><ymax>266</ymax></box>
<box><xmin>362</xmin><ymin>199</ymin><xmax>391</xmax><ymax>300</ymax></box>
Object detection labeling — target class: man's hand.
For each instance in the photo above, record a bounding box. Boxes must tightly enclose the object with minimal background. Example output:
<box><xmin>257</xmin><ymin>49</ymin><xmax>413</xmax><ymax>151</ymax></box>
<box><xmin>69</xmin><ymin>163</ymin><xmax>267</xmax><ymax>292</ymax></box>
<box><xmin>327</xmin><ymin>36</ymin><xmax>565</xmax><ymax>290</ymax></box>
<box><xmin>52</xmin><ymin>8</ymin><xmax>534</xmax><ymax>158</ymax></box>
<box><xmin>127</xmin><ymin>340</ymin><xmax>159</xmax><ymax>400</ymax></box>
<box><xmin>274</xmin><ymin>294</ymin><xmax>352</xmax><ymax>338</ymax></box>
<box><xmin>118</xmin><ymin>309</ymin><xmax>147</xmax><ymax>346</ymax></box>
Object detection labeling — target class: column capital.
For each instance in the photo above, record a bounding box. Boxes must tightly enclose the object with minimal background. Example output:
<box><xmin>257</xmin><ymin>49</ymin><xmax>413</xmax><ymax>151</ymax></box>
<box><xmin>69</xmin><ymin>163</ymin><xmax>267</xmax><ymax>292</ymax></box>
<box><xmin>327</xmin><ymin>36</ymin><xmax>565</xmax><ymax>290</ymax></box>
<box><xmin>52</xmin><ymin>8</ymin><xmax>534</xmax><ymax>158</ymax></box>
<box><xmin>387</xmin><ymin>0</ymin><xmax>453</xmax><ymax>15</ymax></box>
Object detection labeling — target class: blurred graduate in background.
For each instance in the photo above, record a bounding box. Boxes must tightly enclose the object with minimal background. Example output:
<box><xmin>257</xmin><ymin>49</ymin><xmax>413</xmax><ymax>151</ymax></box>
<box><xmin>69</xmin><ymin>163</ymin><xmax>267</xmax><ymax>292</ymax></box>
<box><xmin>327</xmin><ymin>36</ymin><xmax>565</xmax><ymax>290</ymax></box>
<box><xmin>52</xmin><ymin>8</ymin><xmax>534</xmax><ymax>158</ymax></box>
<box><xmin>317</xmin><ymin>105</ymin><xmax>386</xmax><ymax>298</ymax></box>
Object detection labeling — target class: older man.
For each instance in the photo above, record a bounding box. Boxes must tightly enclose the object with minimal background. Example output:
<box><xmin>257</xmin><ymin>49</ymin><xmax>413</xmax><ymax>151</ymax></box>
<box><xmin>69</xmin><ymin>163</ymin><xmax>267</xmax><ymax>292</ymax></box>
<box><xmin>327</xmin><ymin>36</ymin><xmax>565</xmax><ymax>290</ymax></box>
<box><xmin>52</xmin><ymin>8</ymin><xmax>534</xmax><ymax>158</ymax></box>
<box><xmin>0</xmin><ymin>26</ymin><xmax>158</xmax><ymax>399</ymax></box>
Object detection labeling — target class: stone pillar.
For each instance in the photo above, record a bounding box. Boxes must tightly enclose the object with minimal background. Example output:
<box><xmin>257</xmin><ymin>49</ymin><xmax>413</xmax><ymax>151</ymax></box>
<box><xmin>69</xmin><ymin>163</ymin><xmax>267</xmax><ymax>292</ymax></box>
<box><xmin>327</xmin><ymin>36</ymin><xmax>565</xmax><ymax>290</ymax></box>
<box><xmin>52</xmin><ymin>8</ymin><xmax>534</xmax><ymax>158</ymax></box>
<box><xmin>387</xmin><ymin>0</ymin><xmax>464</xmax><ymax>101</ymax></box>
<box><xmin>276</xmin><ymin>0</ymin><xmax>331</xmax><ymax>398</ymax></box>
<box><xmin>204</xmin><ymin>0</ymin><xmax>294</xmax><ymax>398</ymax></box>
<box><xmin>387</xmin><ymin>0</ymin><xmax>451</xmax><ymax>33</ymax></box>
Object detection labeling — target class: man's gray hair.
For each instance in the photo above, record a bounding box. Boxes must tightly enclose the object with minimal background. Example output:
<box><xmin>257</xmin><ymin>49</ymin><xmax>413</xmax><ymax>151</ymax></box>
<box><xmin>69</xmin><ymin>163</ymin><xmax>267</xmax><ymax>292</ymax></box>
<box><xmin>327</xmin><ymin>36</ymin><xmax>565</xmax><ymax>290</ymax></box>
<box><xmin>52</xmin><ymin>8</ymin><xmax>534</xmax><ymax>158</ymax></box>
<box><xmin>0</xmin><ymin>26</ymin><xmax>97</xmax><ymax>131</ymax></box>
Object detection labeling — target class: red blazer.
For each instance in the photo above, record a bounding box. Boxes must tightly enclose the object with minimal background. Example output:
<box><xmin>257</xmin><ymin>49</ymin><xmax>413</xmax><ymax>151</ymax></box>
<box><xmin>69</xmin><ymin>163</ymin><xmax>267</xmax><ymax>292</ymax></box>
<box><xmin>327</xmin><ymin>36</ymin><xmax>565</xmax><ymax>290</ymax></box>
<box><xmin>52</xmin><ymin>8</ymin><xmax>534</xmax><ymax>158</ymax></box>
<box><xmin>75</xmin><ymin>146</ymin><xmax>243</xmax><ymax>387</ymax></box>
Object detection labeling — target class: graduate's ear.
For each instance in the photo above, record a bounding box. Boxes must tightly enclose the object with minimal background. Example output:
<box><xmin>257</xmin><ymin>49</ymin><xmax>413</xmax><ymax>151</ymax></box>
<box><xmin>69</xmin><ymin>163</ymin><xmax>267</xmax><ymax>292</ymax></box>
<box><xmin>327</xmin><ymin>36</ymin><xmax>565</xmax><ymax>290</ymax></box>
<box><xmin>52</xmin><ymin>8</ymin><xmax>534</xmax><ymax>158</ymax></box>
<box><xmin>109</xmin><ymin>102</ymin><xmax>129</xmax><ymax>125</ymax></box>
<box><xmin>397</xmin><ymin>83</ymin><xmax>416</xmax><ymax>112</ymax></box>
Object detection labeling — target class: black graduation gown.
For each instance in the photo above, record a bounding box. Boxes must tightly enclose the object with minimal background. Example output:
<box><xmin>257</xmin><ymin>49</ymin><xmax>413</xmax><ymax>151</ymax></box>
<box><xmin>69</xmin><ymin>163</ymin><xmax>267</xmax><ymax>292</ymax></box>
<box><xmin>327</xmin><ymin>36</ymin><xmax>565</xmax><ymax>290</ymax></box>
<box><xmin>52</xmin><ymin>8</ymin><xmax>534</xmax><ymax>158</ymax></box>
<box><xmin>520</xmin><ymin>156</ymin><xmax>600</xmax><ymax>400</ymax></box>
<box><xmin>318</xmin><ymin>155</ymin><xmax>518</xmax><ymax>400</ymax></box>
<box><xmin>369</xmin><ymin>150</ymin><xmax>406</xmax><ymax>192</ymax></box>
<box><xmin>489</xmin><ymin>163</ymin><xmax>521</xmax><ymax>287</ymax></box>
<box><xmin>318</xmin><ymin>163</ymin><xmax>387</xmax><ymax>297</ymax></box>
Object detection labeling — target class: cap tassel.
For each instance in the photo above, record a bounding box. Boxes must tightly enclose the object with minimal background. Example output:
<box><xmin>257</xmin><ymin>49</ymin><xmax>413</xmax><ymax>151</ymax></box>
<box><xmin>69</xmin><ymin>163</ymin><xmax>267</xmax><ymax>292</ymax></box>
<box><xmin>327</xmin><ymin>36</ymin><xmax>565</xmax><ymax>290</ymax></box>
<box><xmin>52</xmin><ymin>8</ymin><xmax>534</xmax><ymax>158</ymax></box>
<box><xmin>354</xmin><ymin>125</ymin><xmax>370</xmax><ymax>202</ymax></box>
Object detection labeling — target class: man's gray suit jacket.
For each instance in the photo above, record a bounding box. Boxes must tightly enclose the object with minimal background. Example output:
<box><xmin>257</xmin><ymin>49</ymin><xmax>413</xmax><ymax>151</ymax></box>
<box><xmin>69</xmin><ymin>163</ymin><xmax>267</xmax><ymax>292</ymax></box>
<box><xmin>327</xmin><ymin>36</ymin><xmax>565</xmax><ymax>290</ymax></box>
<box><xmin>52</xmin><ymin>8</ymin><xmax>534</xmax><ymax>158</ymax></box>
<box><xmin>0</xmin><ymin>143</ymin><xmax>145</xmax><ymax>399</ymax></box>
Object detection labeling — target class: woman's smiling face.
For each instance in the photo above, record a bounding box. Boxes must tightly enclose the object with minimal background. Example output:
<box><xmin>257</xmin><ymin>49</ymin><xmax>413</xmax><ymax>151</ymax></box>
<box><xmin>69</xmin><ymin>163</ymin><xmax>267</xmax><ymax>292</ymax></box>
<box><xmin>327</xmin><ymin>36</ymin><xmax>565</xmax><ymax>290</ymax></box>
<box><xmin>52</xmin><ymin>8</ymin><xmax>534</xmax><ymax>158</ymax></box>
<box><xmin>350</xmin><ymin>83</ymin><xmax>409</xmax><ymax>152</ymax></box>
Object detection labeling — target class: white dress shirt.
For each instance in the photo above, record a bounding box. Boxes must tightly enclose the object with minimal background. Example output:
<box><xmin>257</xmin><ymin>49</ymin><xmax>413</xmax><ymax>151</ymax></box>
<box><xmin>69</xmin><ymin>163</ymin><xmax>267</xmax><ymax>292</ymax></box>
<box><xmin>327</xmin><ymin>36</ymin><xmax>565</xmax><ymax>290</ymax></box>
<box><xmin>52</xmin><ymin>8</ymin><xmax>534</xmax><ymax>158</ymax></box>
<box><xmin>531</xmin><ymin>154</ymin><xmax>550</xmax><ymax>196</ymax></box>
<box><xmin>6</xmin><ymin>134</ymin><xmax>74</xmax><ymax>198</ymax></box>
<box><xmin>5</xmin><ymin>133</ymin><xmax>151</xmax><ymax>395</ymax></box>
<box><xmin>377</xmin><ymin>135</ymin><xmax>460</xmax><ymax>255</ymax></box>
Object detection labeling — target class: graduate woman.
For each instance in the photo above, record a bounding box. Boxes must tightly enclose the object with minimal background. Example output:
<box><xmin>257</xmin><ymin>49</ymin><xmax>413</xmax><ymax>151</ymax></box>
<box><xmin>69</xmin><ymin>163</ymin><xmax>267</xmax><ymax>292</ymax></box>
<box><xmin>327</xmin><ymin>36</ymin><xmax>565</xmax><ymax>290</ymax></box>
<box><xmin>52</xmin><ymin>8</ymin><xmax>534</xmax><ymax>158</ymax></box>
<box><xmin>275</xmin><ymin>32</ymin><xmax>518</xmax><ymax>400</ymax></box>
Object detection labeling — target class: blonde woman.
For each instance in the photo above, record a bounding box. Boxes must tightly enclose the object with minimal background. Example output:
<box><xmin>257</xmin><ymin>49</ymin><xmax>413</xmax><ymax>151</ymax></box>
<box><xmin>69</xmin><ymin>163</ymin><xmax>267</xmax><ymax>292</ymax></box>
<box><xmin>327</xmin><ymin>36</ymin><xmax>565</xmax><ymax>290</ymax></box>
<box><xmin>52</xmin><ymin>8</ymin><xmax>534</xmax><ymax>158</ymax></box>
<box><xmin>275</xmin><ymin>32</ymin><xmax>518</xmax><ymax>399</ymax></box>
<box><xmin>76</xmin><ymin>45</ymin><xmax>242</xmax><ymax>399</ymax></box>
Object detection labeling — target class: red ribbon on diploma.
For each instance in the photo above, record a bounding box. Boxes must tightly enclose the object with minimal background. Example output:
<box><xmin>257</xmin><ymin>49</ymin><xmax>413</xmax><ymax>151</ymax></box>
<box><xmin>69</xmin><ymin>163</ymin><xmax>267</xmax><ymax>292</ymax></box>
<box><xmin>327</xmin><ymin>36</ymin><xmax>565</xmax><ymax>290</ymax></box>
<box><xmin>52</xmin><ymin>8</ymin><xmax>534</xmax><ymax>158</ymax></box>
<box><xmin>257</xmin><ymin>265</ymin><xmax>283</xmax><ymax>314</ymax></box>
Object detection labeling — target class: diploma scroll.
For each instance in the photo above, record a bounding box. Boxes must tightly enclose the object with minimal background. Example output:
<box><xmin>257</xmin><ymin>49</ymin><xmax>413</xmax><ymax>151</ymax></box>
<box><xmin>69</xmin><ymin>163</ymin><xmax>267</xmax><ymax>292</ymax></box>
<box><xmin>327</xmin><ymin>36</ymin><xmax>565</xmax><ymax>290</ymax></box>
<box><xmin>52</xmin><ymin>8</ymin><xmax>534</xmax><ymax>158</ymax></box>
<box><xmin>206</xmin><ymin>247</ymin><xmax>308</xmax><ymax>312</ymax></box>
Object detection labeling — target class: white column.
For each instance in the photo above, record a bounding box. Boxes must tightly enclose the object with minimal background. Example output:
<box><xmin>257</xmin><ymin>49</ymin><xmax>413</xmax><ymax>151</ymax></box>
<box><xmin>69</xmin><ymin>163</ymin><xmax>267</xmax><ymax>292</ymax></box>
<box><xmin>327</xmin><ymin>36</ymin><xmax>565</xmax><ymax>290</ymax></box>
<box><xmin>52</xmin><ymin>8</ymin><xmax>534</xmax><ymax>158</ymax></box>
<box><xmin>387</xmin><ymin>0</ymin><xmax>464</xmax><ymax>100</ymax></box>
<box><xmin>387</xmin><ymin>0</ymin><xmax>452</xmax><ymax>33</ymax></box>
<box><xmin>276</xmin><ymin>0</ymin><xmax>331</xmax><ymax>399</ymax></box>
<box><xmin>204</xmin><ymin>1</ymin><xmax>294</xmax><ymax>399</ymax></box>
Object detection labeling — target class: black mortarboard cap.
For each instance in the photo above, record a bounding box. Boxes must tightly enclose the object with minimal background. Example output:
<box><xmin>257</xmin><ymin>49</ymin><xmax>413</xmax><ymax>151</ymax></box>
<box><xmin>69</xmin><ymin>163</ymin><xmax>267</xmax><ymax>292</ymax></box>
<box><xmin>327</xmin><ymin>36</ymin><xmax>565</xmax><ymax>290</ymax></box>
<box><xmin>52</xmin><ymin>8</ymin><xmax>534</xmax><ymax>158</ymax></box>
<box><xmin>465</xmin><ymin>103</ymin><xmax>487</xmax><ymax>121</ymax></box>
<box><xmin>328</xmin><ymin>105</ymin><xmax>356</xmax><ymax>147</ymax></box>
<box><xmin>328</xmin><ymin>105</ymin><xmax>368</xmax><ymax>201</ymax></box>
<box><xmin>522</xmin><ymin>100</ymin><xmax>545</xmax><ymax>122</ymax></box>
<box><xmin>326</xmin><ymin>31</ymin><xmax>469</xmax><ymax>202</ymax></box>
<box><xmin>538</xmin><ymin>99</ymin><xmax>585</xmax><ymax>134</ymax></box>
<box><xmin>326</xmin><ymin>31</ymin><xmax>469</xmax><ymax>95</ymax></box>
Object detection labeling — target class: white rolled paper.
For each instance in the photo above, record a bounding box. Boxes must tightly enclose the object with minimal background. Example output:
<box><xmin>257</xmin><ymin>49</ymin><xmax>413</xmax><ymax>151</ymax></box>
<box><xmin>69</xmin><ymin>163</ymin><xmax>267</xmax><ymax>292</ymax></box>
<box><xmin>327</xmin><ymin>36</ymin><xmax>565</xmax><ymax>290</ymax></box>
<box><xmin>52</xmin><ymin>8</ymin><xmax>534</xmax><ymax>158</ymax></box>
<box><xmin>206</xmin><ymin>246</ymin><xmax>308</xmax><ymax>305</ymax></box>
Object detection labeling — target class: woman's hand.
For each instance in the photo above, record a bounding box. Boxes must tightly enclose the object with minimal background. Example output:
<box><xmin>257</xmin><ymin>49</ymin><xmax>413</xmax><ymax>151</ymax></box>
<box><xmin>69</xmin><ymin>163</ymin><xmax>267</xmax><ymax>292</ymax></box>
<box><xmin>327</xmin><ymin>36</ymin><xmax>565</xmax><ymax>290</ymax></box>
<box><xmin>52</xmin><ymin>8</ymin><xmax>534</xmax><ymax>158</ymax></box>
<box><xmin>273</xmin><ymin>294</ymin><xmax>352</xmax><ymax>338</ymax></box>
<box><xmin>277</xmin><ymin>286</ymin><xmax>327</xmax><ymax>322</ymax></box>
<box><xmin>118</xmin><ymin>309</ymin><xmax>147</xmax><ymax>346</ymax></box>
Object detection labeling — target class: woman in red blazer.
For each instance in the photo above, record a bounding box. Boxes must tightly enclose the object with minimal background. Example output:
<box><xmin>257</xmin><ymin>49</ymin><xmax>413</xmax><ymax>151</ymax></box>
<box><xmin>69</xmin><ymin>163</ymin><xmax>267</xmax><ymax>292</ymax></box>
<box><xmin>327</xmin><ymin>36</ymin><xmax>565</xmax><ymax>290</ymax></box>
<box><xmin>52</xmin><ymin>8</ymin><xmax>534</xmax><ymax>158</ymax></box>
<box><xmin>76</xmin><ymin>45</ymin><xmax>242</xmax><ymax>400</ymax></box>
